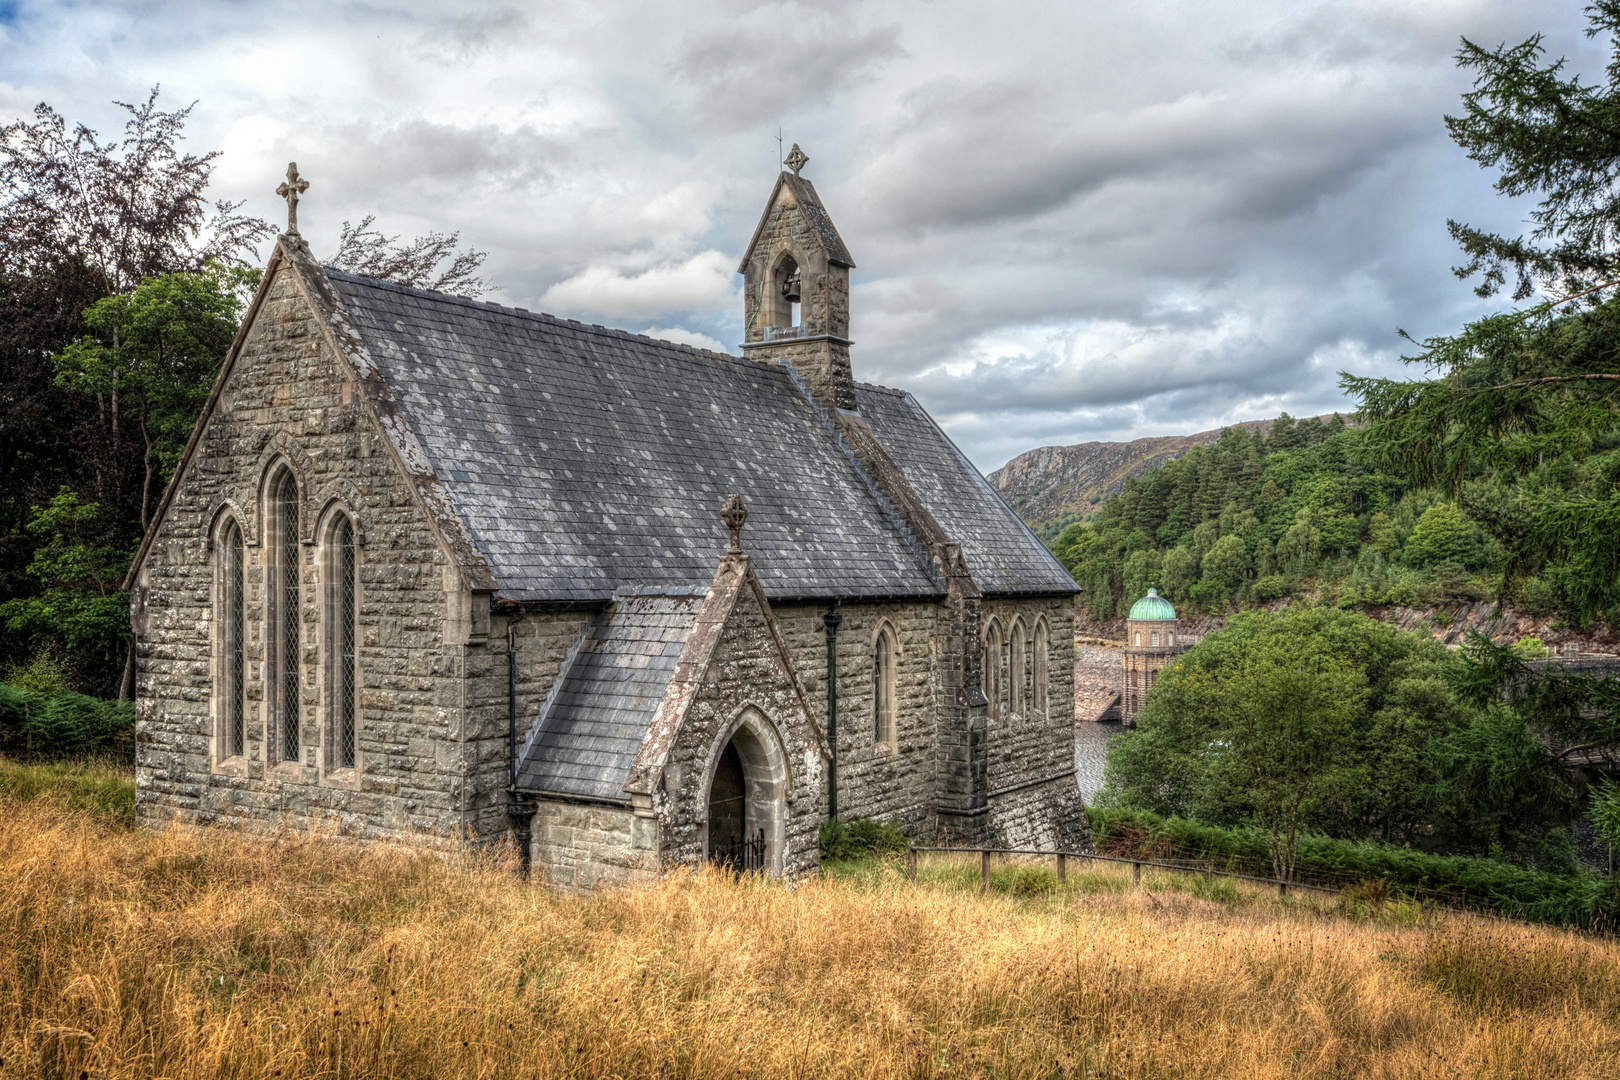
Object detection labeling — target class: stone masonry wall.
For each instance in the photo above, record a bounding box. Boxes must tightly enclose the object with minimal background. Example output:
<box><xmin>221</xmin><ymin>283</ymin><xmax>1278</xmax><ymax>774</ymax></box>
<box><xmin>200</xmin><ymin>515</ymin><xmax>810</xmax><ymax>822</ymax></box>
<box><xmin>530</xmin><ymin>800</ymin><xmax>657</xmax><ymax>891</ymax></box>
<box><xmin>466</xmin><ymin>611</ymin><xmax>595</xmax><ymax>842</ymax></box>
<box><xmin>133</xmin><ymin>262</ymin><xmax>471</xmax><ymax>839</ymax></box>
<box><xmin>980</xmin><ymin>596</ymin><xmax>1091</xmax><ymax>850</ymax></box>
<box><xmin>773</xmin><ymin>601</ymin><xmax>939</xmax><ymax>832</ymax></box>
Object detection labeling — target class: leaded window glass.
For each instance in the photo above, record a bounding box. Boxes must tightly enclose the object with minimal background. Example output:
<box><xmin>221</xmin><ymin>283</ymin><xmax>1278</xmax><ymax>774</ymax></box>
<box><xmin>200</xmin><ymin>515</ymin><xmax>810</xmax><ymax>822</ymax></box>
<box><xmin>279</xmin><ymin>474</ymin><xmax>300</xmax><ymax>763</ymax></box>
<box><xmin>873</xmin><ymin>627</ymin><xmax>896</xmax><ymax>747</ymax></box>
<box><xmin>338</xmin><ymin>517</ymin><xmax>357</xmax><ymax>769</ymax></box>
<box><xmin>1033</xmin><ymin>621</ymin><xmax>1049</xmax><ymax>714</ymax></box>
<box><xmin>224</xmin><ymin>520</ymin><xmax>245</xmax><ymax>757</ymax></box>
<box><xmin>1010</xmin><ymin>623</ymin><xmax>1027</xmax><ymax>716</ymax></box>
<box><xmin>984</xmin><ymin>623</ymin><xmax>1003</xmax><ymax>722</ymax></box>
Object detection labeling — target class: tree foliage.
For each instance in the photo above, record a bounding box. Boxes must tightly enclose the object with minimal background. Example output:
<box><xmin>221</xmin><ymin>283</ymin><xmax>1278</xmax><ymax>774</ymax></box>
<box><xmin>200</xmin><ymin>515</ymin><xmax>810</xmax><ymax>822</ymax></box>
<box><xmin>0</xmin><ymin>88</ymin><xmax>272</xmax><ymax>293</ymax></box>
<box><xmin>328</xmin><ymin>214</ymin><xmax>490</xmax><ymax>298</ymax></box>
<box><xmin>0</xmin><ymin>90</ymin><xmax>271</xmax><ymax>693</ymax></box>
<box><xmin>54</xmin><ymin>264</ymin><xmax>258</xmax><ymax>532</ymax></box>
<box><xmin>1344</xmin><ymin>5</ymin><xmax>1620</xmax><ymax>623</ymax></box>
<box><xmin>0</xmin><ymin>491</ymin><xmax>134</xmax><ymax>690</ymax></box>
<box><xmin>1100</xmin><ymin>608</ymin><xmax>1578</xmax><ymax>872</ymax></box>
<box><xmin>1052</xmin><ymin>417</ymin><xmax>1501</xmax><ymax>618</ymax></box>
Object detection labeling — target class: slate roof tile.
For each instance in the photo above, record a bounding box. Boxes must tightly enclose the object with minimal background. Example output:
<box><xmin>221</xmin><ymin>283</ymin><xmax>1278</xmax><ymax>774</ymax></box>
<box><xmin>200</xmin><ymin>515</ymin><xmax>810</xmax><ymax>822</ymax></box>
<box><xmin>854</xmin><ymin>383</ymin><xmax>1077</xmax><ymax>595</ymax></box>
<box><xmin>325</xmin><ymin>268</ymin><xmax>1069</xmax><ymax>602</ymax></box>
<box><xmin>514</xmin><ymin>596</ymin><xmax>699</xmax><ymax>801</ymax></box>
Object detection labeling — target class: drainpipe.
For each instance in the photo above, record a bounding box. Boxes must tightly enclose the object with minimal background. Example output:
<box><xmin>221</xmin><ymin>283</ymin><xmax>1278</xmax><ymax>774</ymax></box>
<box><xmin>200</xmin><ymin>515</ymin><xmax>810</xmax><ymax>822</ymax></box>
<box><xmin>505</xmin><ymin>611</ymin><xmax>536</xmax><ymax>878</ymax></box>
<box><xmin>823</xmin><ymin>601</ymin><xmax>843</xmax><ymax>821</ymax></box>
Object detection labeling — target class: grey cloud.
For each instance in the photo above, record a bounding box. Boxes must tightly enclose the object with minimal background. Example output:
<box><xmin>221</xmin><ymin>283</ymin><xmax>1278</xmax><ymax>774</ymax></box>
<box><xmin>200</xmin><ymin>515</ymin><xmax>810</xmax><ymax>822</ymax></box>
<box><xmin>667</xmin><ymin>3</ymin><xmax>904</xmax><ymax>127</ymax></box>
<box><xmin>0</xmin><ymin>0</ymin><xmax>1597</xmax><ymax>468</ymax></box>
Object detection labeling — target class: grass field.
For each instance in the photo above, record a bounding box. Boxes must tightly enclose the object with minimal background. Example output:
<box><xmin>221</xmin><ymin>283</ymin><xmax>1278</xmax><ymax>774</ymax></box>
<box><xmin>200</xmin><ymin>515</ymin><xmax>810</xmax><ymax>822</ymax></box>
<box><xmin>2</xmin><ymin>762</ymin><xmax>1618</xmax><ymax>1078</ymax></box>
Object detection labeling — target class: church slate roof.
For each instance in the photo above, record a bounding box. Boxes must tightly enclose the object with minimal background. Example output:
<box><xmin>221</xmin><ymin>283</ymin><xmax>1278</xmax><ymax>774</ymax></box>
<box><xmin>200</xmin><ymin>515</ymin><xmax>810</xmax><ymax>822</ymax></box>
<box><xmin>326</xmin><ymin>271</ymin><xmax>941</xmax><ymax>603</ymax></box>
<box><xmin>514</xmin><ymin>594</ymin><xmax>702</xmax><ymax>803</ymax></box>
<box><xmin>854</xmin><ymin>384</ymin><xmax>1076</xmax><ymax>595</ymax></box>
<box><xmin>322</xmin><ymin>267</ymin><xmax>1074</xmax><ymax>603</ymax></box>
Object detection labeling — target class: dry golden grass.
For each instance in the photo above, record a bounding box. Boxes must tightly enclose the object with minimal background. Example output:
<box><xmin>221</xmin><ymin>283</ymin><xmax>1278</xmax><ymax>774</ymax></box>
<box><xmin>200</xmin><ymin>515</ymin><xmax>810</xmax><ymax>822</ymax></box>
<box><xmin>3</xmin><ymin>797</ymin><xmax>1618</xmax><ymax>1079</ymax></box>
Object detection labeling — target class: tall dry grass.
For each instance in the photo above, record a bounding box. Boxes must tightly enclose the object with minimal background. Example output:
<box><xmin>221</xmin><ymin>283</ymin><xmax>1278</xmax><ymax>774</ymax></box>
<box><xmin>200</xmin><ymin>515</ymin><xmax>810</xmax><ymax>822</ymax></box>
<box><xmin>2</xmin><ymin>797</ymin><xmax>1618</xmax><ymax>1079</ymax></box>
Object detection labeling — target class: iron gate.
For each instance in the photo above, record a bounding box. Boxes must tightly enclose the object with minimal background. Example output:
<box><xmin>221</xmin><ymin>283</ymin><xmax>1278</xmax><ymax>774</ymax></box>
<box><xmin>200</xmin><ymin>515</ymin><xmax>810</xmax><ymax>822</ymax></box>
<box><xmin>710</xmin><ymin>828</ymin><xmax>767</xmax><ymax>872</ymax></box>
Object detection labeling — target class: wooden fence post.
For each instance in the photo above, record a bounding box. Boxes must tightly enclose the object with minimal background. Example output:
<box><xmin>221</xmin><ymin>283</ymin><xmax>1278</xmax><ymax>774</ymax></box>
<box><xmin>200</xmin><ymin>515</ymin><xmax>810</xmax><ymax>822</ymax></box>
<box><xmin>1132</xmin><ymin>861</ymin><xmax>1141</xmax><ymax>889</ymax></box>
<box><xmin>1278</xmin><ymin>881</ymin><xmax>1287</xmax><ymax>897</ymax></box>
<box><xmin>1056</xmin><ymin>853</ymin><xmax>1067</xmax><ymax>885</ymax></box>
<box><xmin>907</xmin><ymin>845</ymin><xmax>917</xmax><ymax>884</ymax></box>
<box><xmin>981</xmin><ymin>850</ymin><xmax>992</xmax><ymax>895</ymax></box>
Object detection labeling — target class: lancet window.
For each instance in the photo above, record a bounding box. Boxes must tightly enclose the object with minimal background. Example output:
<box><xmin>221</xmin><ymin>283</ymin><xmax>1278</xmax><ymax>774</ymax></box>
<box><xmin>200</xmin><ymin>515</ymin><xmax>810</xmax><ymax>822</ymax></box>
<box><xmin>219</xmin><ymin>518</ymin><xmax>245</xmax><ymax>759</ymax></box>
<box><xmin>1009</xmin><ymin>621</ymin><xmax>1027</xmax><ymax>717</ymax></box>
<box><xmin>270</xmin><ymin>470</ymin><xmax>301</xmax><ymax>764</ymax></box>
<box><xmin>873</xmin><ymin>626</ymin><xmax>897</xmax><ymax>748</ymax></box>
<box><xmin>1033</xmin><ymin>620</ymin><xmax>1050</xmax><ymax>714</ymax></box>
<box><xmin>984</xmin><ymin>622</ymin><xmax>1004</xmax><ymax>722</ymax></box>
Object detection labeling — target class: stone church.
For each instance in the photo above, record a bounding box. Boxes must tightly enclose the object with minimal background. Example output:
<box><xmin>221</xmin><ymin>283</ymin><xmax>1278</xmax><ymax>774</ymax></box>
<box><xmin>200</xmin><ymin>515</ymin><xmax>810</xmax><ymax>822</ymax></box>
<box><xmin>128</xmin><ymin>152</ymin><xmax>1091</xmax><ymax>887</ymax></box>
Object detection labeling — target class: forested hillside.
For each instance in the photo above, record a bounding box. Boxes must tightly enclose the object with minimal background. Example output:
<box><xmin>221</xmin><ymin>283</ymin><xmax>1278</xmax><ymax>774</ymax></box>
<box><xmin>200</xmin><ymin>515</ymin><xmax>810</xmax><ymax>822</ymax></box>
<box><xmin>1052</xmin><ymin>413</ymin><xmax>1516</xmax><ymax>621</ymax></box>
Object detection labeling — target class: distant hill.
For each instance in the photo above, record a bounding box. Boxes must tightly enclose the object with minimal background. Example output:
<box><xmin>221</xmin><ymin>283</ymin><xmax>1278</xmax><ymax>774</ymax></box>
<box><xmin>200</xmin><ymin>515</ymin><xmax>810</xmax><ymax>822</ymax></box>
<box><xmin>988</xmin><ymin>419</ymin><xmax>1291</xmax><ymax>541</ymax></box>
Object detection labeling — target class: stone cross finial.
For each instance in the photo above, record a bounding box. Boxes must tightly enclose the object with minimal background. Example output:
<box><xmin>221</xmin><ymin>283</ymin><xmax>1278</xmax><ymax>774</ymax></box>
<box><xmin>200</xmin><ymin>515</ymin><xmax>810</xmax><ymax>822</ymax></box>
<box><xmin>784</xmin><ymin>143</ymin><xmax>808</xmax><ymax>177</ymax></box>
<box><xmin>276</xmin><ymin>162</ymin><xmax>310</xmax><ymax>235</ymax></box>
<box><xmin>720</xmin><ymin>493</ymin><xmax>748</xmax><ymax>554</ymax></box>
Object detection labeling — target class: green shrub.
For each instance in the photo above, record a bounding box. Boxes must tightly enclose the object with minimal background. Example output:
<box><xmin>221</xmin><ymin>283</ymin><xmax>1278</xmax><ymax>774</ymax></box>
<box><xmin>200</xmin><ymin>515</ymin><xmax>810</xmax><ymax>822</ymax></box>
<box><xmin>1089</xmin><ymin>806</ymin><xmax>1620</xmax><ymax>931</ymax></box>
<box><xmin>819</xmin><ymin>816</ymin><xmax>910</xmax><ymax>861</ymax></box>
<box><xmin>0</xmin><ymin>683</ymin><xmax>134</xmax><ymax>761</ymax></box>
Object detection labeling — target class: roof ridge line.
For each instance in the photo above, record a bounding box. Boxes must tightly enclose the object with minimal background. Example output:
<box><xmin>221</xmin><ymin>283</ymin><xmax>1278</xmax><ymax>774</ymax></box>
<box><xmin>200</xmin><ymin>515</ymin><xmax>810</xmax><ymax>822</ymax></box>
<box><xmin>322</xmin><ymin>265</ymin><xmax>744</xmax><ymax>365</ymax></box>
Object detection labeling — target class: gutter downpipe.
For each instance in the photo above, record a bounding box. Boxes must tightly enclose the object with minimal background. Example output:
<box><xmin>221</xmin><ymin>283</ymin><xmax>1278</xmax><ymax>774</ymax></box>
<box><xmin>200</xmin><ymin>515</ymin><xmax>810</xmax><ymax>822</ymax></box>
<box><xmin>506</xmin><ymin>611</ymin><xmax>536</xmax><ymax>879</ymax></box>
<box><xmin>823</xmin><ymin>600</ymin><xmax>843</xmax><ymax>821</ymax></box>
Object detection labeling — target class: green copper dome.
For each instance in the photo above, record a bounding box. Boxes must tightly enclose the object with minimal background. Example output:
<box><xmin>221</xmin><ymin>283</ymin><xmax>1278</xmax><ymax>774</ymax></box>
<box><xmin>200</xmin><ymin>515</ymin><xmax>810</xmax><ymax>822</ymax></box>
<box><xmin>1128</xmin><ymin>588</ymin><xmax>1177</xmax><ymax>621</ymax></box>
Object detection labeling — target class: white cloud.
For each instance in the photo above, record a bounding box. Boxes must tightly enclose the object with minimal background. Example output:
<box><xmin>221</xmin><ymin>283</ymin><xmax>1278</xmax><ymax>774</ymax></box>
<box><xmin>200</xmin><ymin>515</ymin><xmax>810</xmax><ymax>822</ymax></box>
<box><xmin>640</xmin><ymin>325</ymin><xmax>729</xmax><ymax>353</ymax></box>
<box><xmin>540</xmin><ymin>251</ymin><xmax>739</xmax><ymax>322</ymax></box>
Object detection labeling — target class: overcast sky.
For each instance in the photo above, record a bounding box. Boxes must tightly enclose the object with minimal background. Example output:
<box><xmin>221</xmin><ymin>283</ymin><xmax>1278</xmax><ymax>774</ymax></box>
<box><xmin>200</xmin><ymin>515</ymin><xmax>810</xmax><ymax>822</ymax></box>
<box><xmin>0</xmin><ymin>0</ymin><xmax>1601</xmax><ymax>469</ymax></box>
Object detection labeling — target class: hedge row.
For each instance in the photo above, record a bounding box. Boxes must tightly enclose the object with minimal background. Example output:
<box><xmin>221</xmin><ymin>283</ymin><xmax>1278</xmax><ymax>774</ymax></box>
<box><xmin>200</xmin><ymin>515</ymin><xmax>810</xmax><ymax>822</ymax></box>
<box><xmin>0</xmin><ymin>684</ymin><xmax>136</xmax><ymax>761</ymax></box>
<box><xmin>1089</xmin><ymin>806</ymin><xmax>1620</xmax><ymax>932</ymax></box>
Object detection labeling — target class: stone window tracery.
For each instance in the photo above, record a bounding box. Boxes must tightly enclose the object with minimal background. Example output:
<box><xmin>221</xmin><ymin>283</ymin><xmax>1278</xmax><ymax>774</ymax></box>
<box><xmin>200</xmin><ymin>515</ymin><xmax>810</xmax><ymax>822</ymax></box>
<box><xmin>983</xmin><ymin>621</ymin><xmax>1004</xmax><ymax>722</ymax></box>
<box><xmin>325</xmin><ymin>513</ymin><xmax>359</xmax><ymax>771</ymax></box>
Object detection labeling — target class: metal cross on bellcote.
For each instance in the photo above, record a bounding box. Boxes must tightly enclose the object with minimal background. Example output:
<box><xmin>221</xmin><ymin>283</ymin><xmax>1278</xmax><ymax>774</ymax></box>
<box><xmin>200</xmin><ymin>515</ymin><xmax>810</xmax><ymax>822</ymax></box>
<box><xmin>276</xmin><ymin>163</ymin><xmax>310</xmax><ymax>235</ymax></box>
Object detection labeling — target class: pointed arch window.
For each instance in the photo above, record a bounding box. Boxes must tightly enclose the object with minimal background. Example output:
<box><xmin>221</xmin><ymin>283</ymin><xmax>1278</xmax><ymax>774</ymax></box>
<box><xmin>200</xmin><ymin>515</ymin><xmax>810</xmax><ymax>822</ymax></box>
<box><xmin>219</xmin><ymin>518</ymin><xmax>245</xmax><ymax>759</ymax></box>
<box><xmin>271</xmin><ymin>470</ymin><xmax>301</xmax><ymax>764</ymax></box>
<box><xmin>1033</xmin><ymin>620</ymin><xmax>1050</xmax><ymax>714</ymax></box>
<box><xmin>873</xmin><ymin>626</ymin><xmax>897</xmax><ymax>749</ymax></box>
<box><xmin>983</xmin><ymin>622</ymin><xmax>1004</xmax><ymax>722</ymax></box>
<box><xmin>1009</xmin><ymin>622</ymin><xmax>1027</xmax><ymax>717</ymax></box>
<box><xmin>329</xmin><ymin>515</ymin><xmax>359</xmax><ymax>770</ymax></box>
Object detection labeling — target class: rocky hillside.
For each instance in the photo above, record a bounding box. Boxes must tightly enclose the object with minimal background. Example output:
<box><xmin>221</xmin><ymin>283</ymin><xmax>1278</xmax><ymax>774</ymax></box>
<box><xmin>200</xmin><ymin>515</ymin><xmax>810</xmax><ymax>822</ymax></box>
<box><xmin>990</xmin><ymin>416</ymin><xmax>1343</xmax><ymax>540</ymax></box>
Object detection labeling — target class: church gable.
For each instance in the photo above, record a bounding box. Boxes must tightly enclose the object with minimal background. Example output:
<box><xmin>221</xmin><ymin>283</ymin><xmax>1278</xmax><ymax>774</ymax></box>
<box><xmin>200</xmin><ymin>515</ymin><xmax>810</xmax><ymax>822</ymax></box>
<box><xmin>129</xmin><ymin>239</ymin><xmax>483</xmax><ymax>832</ymax></box>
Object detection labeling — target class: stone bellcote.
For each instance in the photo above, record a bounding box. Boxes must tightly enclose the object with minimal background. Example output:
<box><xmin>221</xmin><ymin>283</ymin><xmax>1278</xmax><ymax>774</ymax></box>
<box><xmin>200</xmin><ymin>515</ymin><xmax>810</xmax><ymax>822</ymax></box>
<box><xmin>738</xmin><ymin>152</ymin><xmax>857</xmax><ymax>411</ymax></box>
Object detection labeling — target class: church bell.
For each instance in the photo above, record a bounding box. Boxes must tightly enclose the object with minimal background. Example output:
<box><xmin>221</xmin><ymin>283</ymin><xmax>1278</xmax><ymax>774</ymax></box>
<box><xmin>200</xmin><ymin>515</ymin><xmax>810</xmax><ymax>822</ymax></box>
<box><xmin>781</xmin><ymin>269</ymin><xmax>801</xmax><ymax>305</ymax></box>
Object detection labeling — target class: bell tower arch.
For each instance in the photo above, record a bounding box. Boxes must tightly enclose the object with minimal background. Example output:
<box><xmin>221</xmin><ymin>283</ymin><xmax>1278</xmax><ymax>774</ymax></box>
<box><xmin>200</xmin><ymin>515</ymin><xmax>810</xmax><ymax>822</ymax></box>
<box><xmin>738</xmin><ymin>144</ymin><xmax>857</xmax><ymax>411</ymax></box>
